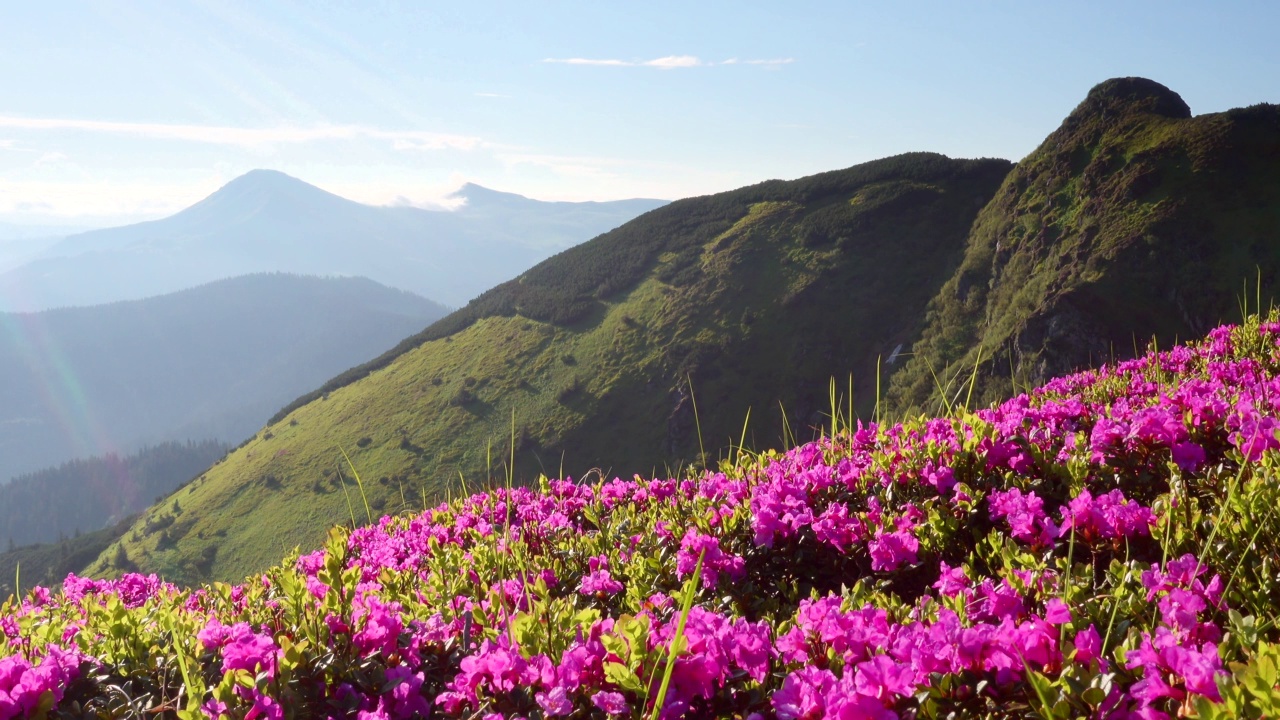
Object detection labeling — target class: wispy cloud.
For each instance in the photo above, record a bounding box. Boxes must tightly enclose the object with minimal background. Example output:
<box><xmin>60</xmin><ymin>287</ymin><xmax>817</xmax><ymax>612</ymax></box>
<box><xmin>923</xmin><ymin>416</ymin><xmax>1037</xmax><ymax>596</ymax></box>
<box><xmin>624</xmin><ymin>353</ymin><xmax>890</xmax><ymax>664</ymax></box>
<box><xmin>474</xmin><ymin>92</ymin><xmax>510</xmax><ymax>98</ymax></box>
<box><xmin>642</xmin><ymin>55</ymin><xmax>703</xmax><ymax>69</ymax></box>
<box><xmin>543</xmin><ymin>55</ymin><xmax>793</xmax><ymax>70</ymax></box>
<box><xmin>0</xmin><ymin>115</ymin><xmax>484</xmax><ymax>151</ymax></box>
<box><xmin>34</xmin><ymin>152</ymin><xmax>69</xmax><ymax>166</ymax></box>
<box><xmin>543</xmin><ymin>57</ymin><xmax>633</xmax><ymax>67</ymax></box>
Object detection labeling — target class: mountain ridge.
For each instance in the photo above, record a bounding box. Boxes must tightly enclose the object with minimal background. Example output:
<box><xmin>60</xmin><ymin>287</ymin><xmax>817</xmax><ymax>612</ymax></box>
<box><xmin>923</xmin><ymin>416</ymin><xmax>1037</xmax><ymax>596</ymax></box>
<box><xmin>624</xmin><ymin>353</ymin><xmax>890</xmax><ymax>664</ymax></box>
<box><xmin>0</xmin><ymin>273</ymin><xmax>447</xmax><ymax>484</ymax></box>
<box><xmin>1</xmin><ymin>172</ymin><xmax>667</xmax><ymax>311</ymax></box>
<box><xmin>886</xmin><ymin>77</ymin><xmax>1280</xmax><ymax>413</ymax></box>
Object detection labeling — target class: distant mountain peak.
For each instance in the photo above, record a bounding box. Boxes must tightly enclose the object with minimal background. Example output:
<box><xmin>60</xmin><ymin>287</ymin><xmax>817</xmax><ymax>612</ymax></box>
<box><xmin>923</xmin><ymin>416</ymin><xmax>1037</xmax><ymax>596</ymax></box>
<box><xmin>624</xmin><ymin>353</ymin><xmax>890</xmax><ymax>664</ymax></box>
<box><xmin>1070</xmin><ymin>77</ymin><xmax>1192</xmax><ymax>122</ymax></box>
<box><xmin>173</xmin><ymin>169</ymin><xmax>357</xmax><ymax>225</ymax></box>
<box><xmin>213</xmin><ymin>169</ymin><xmax>334</xmax><ymax>197</ymax></box>
<box><xmin>449</xmin><ymin>183</ymin><xmax>532</xmax><ymax>207</ymax></box>
<box><xmin>229</xmin><ymin>166</ymin><xmax>298</xmax><ymax>181</ymax></box>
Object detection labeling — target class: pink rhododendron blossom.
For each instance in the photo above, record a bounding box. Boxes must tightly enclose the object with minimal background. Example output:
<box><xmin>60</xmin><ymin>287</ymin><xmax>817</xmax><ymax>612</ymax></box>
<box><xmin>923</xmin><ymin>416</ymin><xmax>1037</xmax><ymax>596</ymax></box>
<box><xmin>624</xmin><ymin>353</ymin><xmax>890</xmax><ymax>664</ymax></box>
<box><xmin>592</xmin><ymin>690</ymin><xmax>628</xmax><ymax>715</ymax></box>
<box><xmin>1074</xmin><ymin>625</ymin><xmax>1104</xmax><ymax>667</ymax></box>
<box><xmin>220</xmin><ymin>625</ymin><xmax>280</xmax><ymax>677</ymax></box>
<box><xmin>578</xmin><ymin>555</ymin><xmax>625</xmax><ymax>596</ymax></box>
<box><xmin>988</xmin><ymin>488</ymin><xmax>1058</xmax><ymax>546</ymax></box>
<box><xmin>676</xmin><ymin>529</ymin><xmax>745</xmax><ymax>588</ymax></box>
<box><xmin>868</xmin><ymin>528</ymin><xmax>918</xmax><ymax>572</ymax></box>
<box><xmin>933</xmin><ymin>562</ymin><xmax>970</xmax><ymax>597</ymax></box>
<box><xmin>1043</xmin><ymin>598</ymin><xmax>1072</xmax><ymax>625</ymax></box>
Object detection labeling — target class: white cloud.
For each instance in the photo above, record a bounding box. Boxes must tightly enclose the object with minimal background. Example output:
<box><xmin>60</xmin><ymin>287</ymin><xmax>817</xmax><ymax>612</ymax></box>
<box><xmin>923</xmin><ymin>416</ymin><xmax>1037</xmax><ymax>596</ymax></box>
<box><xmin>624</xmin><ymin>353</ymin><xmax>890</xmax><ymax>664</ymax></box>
<box><xmin>0</xmin><ymin>115</ymin><xmax>484</xmax><ymax>151</ymax></box>
<box><xmin>497</xmin><ymin>151</ymin><xmax>625</xmax><ymax>181</ymax></box>
<box><xmin>543</xmin><ymin>55</ymin><xmax>793</xmax><ymax>69</ymax></box>
<box><xmin>642</xmin><ymin>55</ymin><xmax>703</xmax><ymax>69</ymax></box>
<box><xmin>543</xmin><ymin>57</ymin><xmax>634</xmax><ymax>66</ymax></box>
<box><xmin>0</xmin><ymin>177</ymin><xmax>208</xmax><ymax>222</ymax></box>
<box><xmin>34</xmin><ymin>152</ymin><xmax>69</xmax><ymax>166</ymax></box>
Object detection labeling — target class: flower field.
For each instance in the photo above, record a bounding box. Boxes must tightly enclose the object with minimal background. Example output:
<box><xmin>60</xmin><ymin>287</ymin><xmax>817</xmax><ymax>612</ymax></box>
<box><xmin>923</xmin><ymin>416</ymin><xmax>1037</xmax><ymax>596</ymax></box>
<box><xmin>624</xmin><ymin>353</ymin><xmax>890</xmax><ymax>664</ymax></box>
<box><xmin>4</xmin><ymin>317</ymin><xmax>1280</xmax><ymax>719</ymax></box>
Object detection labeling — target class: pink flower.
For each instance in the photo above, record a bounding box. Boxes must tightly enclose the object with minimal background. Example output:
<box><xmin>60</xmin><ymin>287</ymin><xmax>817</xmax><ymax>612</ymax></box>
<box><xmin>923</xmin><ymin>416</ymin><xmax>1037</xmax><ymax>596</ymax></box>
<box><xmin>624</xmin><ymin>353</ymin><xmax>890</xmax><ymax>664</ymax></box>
<box><xmin>726</xmin><ymin>619</ymin><xmax>773</xmax><ymax>683</ymax></box>
<box><xmin>933</xmin><ymin>562</ymin><xmax>970</xmax><ymax>596</ymax></box>
<box><xmin>353</xmin><ymin>596</ymin><xmax>404</xmax><ymax>657</ymax></box>
<box><xmin>773</xmin><ymin>667</ymin><xmax>836</xmax><ymax>720</ymax></box>
<box><xmin>853</xmin><ymin>655</ymin><xmax>916</xmax><ymax>702</ymax></box>
<box><xmin>579</xmin><ymin>555</ymin><xmax>625</xmax><ymax>596</ymax></box>
<box><xmin>1074</xmin><ymin>625</ymin><xmax>1103</xmax><ymax>667</ymax></box>
<box><xmin>1059</xmin><ymin>488</ymin><xmax>1153</xmax><ymax>543</ymax></box>
<box><xmin>813</xmin><ymin>502</ymin><xmax>865</xmax><ymax>553</ymax></box>
<box><xmin>201</xmin><ymin>698</ymin><xmax>227</xmax><ymax>718</ymax></box>
<box><xmin>869</xmin><ymin>529</ymin><xmax>918</xmax><ymax>572</ymax></box>
<box><xmin>383</xmin><ymin>666</ymin><xmax>430</xmax><ymax>717</ymax></box>
<box><xmin>988</xmin><ymin>488</ymin><xmax>1057</xmax><ymax>546</ymax></box>
<box><xmin>535</xmin><ymin>686</ymin><xmax>573</xmax><ymax>716</ymax></box>
<box><xmin>1171</xmin><ymin>441</ymin><xmax>1206</xmax><ymax>472</ymax></box>
<box><xmin>197</xmin><ymin>620</ymin><xmax>235</xmax><ymax>650</ymax></box>
<box><xmin>592</xmin><ymin>691</ymin><xmax>629</xmax><ymax>716</ymax></box>
<box><xmin>1231</xmin><ymin>413</ymin><xmax>1280</xmax><ymax>461</ymax></box>
<box><xmin>220</xmin><ymin>626</ymin><xmax>280</xmax><ymax>678</ymax></box>
<box><xmin>677</xmin><ymin>530</ymin><xmax>745</xmax><ymax>589</ymax></box>
<box><xmin>1043</xmin><ymin>598</ymin><xmax>1072</xmax><ymax>625</ymax></box>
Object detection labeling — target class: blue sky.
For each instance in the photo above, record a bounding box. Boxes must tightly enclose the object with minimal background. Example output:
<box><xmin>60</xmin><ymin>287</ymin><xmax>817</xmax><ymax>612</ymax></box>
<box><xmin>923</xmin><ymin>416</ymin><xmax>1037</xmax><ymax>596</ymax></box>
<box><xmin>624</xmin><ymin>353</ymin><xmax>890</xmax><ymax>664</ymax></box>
<box><xmin>1</xmin><ymin>1</ymin><xmax>1277</xmax><ymax>225</ymax></box>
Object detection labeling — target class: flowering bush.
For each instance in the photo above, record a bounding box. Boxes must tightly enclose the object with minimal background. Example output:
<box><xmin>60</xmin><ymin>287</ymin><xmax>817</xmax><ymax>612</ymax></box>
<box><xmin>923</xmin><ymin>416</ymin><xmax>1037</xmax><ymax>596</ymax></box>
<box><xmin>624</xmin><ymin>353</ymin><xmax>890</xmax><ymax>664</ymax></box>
<box><xmin>3</xmin><ymin>315</ymin><xmax>1280</xmax><ymax>718</ymax></box>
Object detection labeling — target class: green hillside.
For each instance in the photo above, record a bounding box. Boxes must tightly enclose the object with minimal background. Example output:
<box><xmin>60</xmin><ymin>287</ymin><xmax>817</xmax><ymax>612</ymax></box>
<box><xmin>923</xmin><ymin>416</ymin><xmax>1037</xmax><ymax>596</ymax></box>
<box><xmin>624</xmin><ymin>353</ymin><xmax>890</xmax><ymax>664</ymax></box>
<box><xmin>886</xmin><ymin>77</ymin><xmax>1280</xmax><ymax>413</ymax></box>
<box><xmin>89</xmin><ymin>152</ymin><xmax>1013</xmax><ymax>584</ymax></box>
<box><xmin>87</xmin><ymin>77</ymin><xmax>1280</xmax><ymax>588</ymax></box>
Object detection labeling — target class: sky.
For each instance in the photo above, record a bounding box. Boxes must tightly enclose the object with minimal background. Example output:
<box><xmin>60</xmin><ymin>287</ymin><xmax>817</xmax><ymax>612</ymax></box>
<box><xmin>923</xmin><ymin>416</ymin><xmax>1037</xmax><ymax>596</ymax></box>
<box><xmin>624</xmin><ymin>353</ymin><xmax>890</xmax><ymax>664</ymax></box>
<box><xmin>1</xmin><ymin>0</ymin><xmax>1278</xmax><ymax>226</ymax></box>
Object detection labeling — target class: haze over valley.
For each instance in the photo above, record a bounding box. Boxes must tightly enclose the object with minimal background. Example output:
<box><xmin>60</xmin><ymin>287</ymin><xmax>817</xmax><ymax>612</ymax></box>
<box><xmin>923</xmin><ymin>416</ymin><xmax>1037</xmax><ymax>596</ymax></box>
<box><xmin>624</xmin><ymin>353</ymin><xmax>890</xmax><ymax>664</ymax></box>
<box><xmin>0</xmin><ymin>170</ymin><xmax>665</xmax><ymax>312</ymax></box>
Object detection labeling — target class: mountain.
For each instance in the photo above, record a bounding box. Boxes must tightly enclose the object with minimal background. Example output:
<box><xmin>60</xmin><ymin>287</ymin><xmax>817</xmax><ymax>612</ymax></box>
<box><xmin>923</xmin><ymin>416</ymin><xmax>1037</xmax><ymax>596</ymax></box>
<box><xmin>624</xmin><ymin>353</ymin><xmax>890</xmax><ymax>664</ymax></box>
<box><xmin>0</xmin><ymin>172</ymin><xmax>667</xmax><ymax>312</ymax></box>
<box><xmin>0</xmin><ymin>222</ymin><xmax>90</xmax><ymax>274</ymax></box>
<box><xmin>0</xmin><ymin>221</ymin><xmax>95</xmax><ymax>241</ymax></box>
<box><xmin>87</xmin><ymin>77</ymin><xmax>1280</xmax><ymax>586</ymax></box>
<box><xmin>87</xmin><ymin>153</ymin><xmax>1014</xmax><ymax>583</ymax></box>
<box><xmin>0</xmin><ymin>273</ymin><xmax>446</xmax><ymax>484</ymax></box>
<box><xmin>0</xmin><ymin>440</ymin><xmax>227</xmax><ymax>549</ymax></box>
<box><xmin>885</xmin><ymin>78</ymin><xmax>1280</xmax><ymax>413</ymax></box>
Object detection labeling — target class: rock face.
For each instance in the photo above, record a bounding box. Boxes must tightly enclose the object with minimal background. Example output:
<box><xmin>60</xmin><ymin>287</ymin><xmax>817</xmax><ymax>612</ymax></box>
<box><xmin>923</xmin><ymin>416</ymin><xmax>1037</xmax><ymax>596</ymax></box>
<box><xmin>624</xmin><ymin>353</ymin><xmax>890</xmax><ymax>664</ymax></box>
<box><xmin>887</xmin><ymin>78</ymin><xmax>1280</xmax><ymax>413</ymax></box>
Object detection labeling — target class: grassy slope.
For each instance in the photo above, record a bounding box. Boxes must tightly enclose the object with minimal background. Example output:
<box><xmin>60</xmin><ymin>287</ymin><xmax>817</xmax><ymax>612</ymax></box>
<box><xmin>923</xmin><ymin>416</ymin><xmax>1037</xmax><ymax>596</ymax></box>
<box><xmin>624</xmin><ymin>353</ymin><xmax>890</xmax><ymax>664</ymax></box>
<box><xmin>887</xmin><ymin>77</ymin><xmax>1280</xmax><ymax>414</ymax></box>
<box><xmin>89</xmin><ymin>153</ymin><xmax>1013</xmax><ymax>584</ymax></box>
<box><xmin>0</xmin><ymin>515</ymin><xmax>136</xmax><ymax>597</ymax></box>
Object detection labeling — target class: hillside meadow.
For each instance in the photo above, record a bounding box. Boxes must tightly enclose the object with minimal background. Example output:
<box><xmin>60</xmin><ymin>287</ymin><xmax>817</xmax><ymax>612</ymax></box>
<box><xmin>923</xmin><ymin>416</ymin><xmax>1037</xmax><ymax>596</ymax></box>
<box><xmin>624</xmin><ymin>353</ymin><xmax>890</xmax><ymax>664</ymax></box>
<box><xmin>2</xmin><ymin>314</ymin><xmax>1280</xmax><ymax>718</ymax></box>
<box><xmin>94</xmin><ymin>153</ymin><xmax>1012</xmax><ymax>585</ymax></box>
<box><xmin>85</xmin><ymin>79</ymin><xmax>1280</xmax><ymax>590</ymax></box>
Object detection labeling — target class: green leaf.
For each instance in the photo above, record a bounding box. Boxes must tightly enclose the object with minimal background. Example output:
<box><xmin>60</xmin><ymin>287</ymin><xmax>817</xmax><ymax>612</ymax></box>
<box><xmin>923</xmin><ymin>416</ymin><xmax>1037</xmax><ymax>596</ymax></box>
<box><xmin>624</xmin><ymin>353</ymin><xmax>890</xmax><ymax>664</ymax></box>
<box><xmin>1082</xmin><ymin>687</ymin><xmax>1106</xmax><ymax>707</ymax></box>
<box><xmin>601</xmin><ymin>633</ymin><xmax>628</xmax><ymax>660</ymax></box>
<box><xmin>509</xmin><ymin>612</ymin><xmax>538</xmax><ymax>648</ymax></box>
<box><xmin>604</xmin><ymin>661</ymin><xmax>644</xmax><ymax>693</ymax></box>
